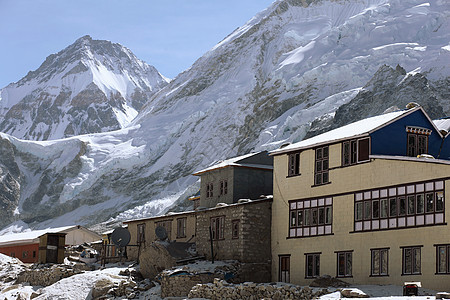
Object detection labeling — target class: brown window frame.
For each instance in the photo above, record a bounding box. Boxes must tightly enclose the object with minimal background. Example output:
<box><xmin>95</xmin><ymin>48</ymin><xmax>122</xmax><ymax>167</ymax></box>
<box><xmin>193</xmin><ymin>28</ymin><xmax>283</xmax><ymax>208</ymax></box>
<box><xmin>210</xmin><ymin>216</ymin><xmax>225</xmax><ymax>241</ymax></box>
<box><xmin>206</xmin><ymin>182</ymin><xmax>214</xmax><ymax>198</ymax></box>
<box><xmin>137</xmin><ymin>223</ymin><xmax>146</xmax><ymax>244</ymax></box>
<box><xmin>176</xmin><ymin>217</ymin><xmax>187</xmax><ymax>238</ymax></box>
<box><xmin>354</xmin><ymin>180</ymin><xmax>445</xmax><ymax>232</ymax></box>
<box><xmin>342</xmin><ymin>137</ymin><xmax>370</xmax><ymax>167</ymax></box>
<box><xmin>407</xmin><ymin>133</ymin><xmax>428</xmax><ymax>157</ymax></box>
<box><xmin>336</xmin><ymin>251</ymin><xmax>353</xmax><ymax>278</ymax></box>
<box><xmin>314</xmin><ymin>146</ymin><xmax>329</xmax><ymax>185</ymax></box>
<box><xmin>232</xmin><ymin>219</ymin><xmax>240</xmax><ymax>239</ymax></box>
<box><xmin>220</xmin><ymin>180</ymin><xmax>228</xmax><ymax>195</ymax></box>
<box><xmin>371</xmin><ymin>248</ymin><xmax>389</xmax><ymax>276</ymax></box>
<box><xmin>402</xmin><ymin>246</ymin><xmax>422</xmax><ymax>275</ymax></box>
<box><xmin>288</xmin><ymin>152</ymin><xmax>301</xmax><ymax>177</ymax></box>
<box><xmin>288</xmin><ymin>198</ymin><xmax>333</xmax><ymax>238</ymax></box>
<box><xmin>305</xmin><ymin>252</ymin><xmax>321</xmax><ymax>278</ymax></box>
<box><xmin>279</xmin><ymin>255</ymin><xmax>291</xmax><ymax>283</ymax></box>
<box><xmin>436</xmin><ymin>244</ymin><xmax>450</xmax><ymax>274</ymax></box>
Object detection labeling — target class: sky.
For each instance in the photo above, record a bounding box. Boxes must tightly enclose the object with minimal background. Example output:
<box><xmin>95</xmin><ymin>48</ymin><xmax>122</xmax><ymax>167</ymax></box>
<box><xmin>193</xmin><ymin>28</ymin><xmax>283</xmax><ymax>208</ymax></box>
<box><xmin>0</xmin><ymin>0</ymin><xmax>274</xmax><ymax>88</ymax></box>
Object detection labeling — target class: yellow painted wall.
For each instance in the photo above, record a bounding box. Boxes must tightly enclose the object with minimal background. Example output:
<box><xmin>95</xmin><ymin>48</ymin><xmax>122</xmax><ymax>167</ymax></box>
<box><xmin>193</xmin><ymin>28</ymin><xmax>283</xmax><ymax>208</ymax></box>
<box><xmin>272</xmin><ymin>146</ymin><xmax>450</xmax><ymax>291</ymax></box>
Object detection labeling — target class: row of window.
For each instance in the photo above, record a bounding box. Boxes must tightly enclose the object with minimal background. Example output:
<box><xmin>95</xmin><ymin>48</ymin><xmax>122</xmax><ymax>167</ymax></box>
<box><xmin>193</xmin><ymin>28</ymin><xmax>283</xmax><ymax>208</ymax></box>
<box><xmin>288</xmin><ymin>180</ymin><xmax>445</xmax><ymax>238</ymax></box>
<box><xmin>137</xmin><ymin>217</ymin><xmax>188</xmax><ymax>243</ymax></box>
<box><xmin>9</xmin><ymin>251</ymin><xmax>36</xmax><ymax>259</ymax></box>
<box><xmin>287</xmin><ymin>131</ymin><xmax>430</xmax><ymax>184</ymax></box>
<box><xmin>279</xmin><ymin>244</ymin><xmax>450</xmax><ymax>282</ymax></box>
<box><xmin>210</xmin><ymin>215</ymin><xmax>239</xmax><ymax>240</ymax></box>
<box><xmin>206</xmin><ymin>180</ymin><xmax>228</xmax><ymax>198</ymax></box>
<box><xmin>354</xmin><ymin>180</ymin><xmax>445</xmax><ymax>232</ymax></box>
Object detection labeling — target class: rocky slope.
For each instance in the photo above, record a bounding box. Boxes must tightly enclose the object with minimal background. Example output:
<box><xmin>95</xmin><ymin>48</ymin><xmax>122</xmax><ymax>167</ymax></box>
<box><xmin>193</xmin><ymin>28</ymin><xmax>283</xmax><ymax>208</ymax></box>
<box><xmin>0</xmin><ymin>0</ymin><xmax>449</xmax><ymax>231</ymax></box>
<box><xmin>0</xmin><ymin>35</ymin><xmax>168</xmax><ymax>140</ymax></box>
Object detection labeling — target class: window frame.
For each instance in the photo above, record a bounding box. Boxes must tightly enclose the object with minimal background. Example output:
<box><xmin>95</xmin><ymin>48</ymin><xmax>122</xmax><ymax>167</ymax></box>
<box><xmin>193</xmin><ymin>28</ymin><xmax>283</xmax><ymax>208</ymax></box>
<box><xmin>305</xmin><ymin>252</ymin><xmax>321</xmax><ymax>278</ymax></box>
<box><xmin>231</xmin><ymin>219</ymin><xmax>240</xmax><ymax>239</ymax></box>
<box><xmin>210</xmin><ymin>216</ymin><xmax>225</xmax><ymax>241</ymax></box>
<box><xmin>288</xmin><ymin>197</ymin><xmax>333</xmax><ymax>238</ymax></box>
<box><xmin>288</xmin><ymin>152</ymin><xmax>301</xmax><ymax>177</ymax></box>
<box><xmin>406</xmin><ymin>128</ymin><xmax>430</xmax><ymax>157</ymax></box>
<box><xmin>176</xmin><ymin>217</ymin><xmax>187</xmax><ymax>238</ymax></box>
<box><xmin>370</xmin><ymin>248</ymin><xmax>389</xmax><ymax>276</ymax></box>
<box><xmin>336</xmin><ymin>250</ymin><xmax>353</xmax><ymax>278</ymax></box>
<box><xmin>402</xmin><ymin>246</ymin><xmax>422</xmax><ymax>275</ymax></box>
<box><xmin>314</xmin><ymin>146</ymin><xmax>329</xmax><ymax>185</ymax></box>
<box><xmin>342</xmin><ymin>137</ymin><xmax>370</xmax><ymax>167</ymax></box>
<box><xmin>219</xmin><ymin>180</ymin><xmax>228</xmax><ymax>195</ymax></box>
<box><xmin>206</xmin><ymin>183</ymin><xmax>214</xmax><ymax>198</ymax></box>
<box><xmin>435</xmin><ymin>244</ymin><xmax>450</xmax><ymax>274</ymax></box>
<box><xmin>137</xmin><ymin>223</ymin><xmax>146</xmax><ymax>244</ymax></box>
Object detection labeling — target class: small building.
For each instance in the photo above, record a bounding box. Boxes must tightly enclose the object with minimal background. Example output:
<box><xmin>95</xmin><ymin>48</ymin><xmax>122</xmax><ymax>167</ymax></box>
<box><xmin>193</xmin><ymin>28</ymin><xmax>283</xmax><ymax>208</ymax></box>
<box><xmin>0</xmin><ymin>225</ymin><xmax>101</xmax><ymax>263</ymax></box>
<box><xmin>270</xmin><ymin>105</ymin><xmax>450</xmax><ymax>291</ymax></box>
<box><xmin>192</xmin><ymin>151</ymin><xmax>273</xmax><ymax>208</ymax></box>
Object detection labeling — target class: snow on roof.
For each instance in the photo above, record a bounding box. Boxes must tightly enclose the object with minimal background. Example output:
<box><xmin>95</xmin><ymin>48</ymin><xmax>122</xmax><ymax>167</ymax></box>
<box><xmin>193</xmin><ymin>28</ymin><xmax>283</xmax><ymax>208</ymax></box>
<box><xmin>0</xmin><ymin>225</ymin><xmax>78</xmax><ymax>246</ymax></box>
<box><xmin>433</xmin><ymin>118</ymin><xmax>450</xmax><ymax>134</ymax></box>
<box><xmin>272</xmin><ymin>107</ymin><xmax>419</xmax><ymax>155</ymax></box>
<box><xmin>192</xmin><ymin>152</ymin><xmax>272</xmax><ymax>175</ymax></box>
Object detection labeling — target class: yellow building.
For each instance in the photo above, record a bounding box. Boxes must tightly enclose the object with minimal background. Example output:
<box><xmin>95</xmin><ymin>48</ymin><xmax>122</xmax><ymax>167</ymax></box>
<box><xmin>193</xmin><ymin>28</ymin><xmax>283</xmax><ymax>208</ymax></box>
<box><xmin>270</xmin><ymin>106</ymin><xmax>450</xmax><ymax>291</ymax></box>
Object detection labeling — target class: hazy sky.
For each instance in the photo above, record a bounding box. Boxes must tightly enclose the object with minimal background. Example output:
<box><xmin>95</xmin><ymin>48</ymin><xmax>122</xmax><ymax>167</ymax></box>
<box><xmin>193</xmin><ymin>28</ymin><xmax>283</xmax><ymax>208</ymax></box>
<box><xmin>0</xmin><ymin>0</ymin><xmax>274</xmax><ymax>87</ymax></box>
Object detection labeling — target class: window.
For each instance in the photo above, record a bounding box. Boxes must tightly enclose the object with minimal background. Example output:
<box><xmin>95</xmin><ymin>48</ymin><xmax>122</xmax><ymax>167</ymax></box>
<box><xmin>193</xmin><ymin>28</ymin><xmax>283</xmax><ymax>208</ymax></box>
<box><xmin>371</xmin><ymin>248</ymin><xmax>389</xmax><ymax>276</ymax></box>
<box><xmin>337</xmin><ymin>251</ymin><xmax>352</xmax><ymax>277</ymax></box>
<box><xmin>354</xmin><ymin>180</ymin><xmax>445</xmax><ymax>232</ymax></box>
<box><xmin>305</xmin><ymin>253</ymin><xmax>320</xmax><ymax>278</ymax></box>
<box><xmin>342</xmin><ymin>138</ymin><xmax>370</xmax><ymax>166</ymax></box>
<box><xmin>22</xmin><ymin>251</ymin><xmax>28</xmax><ymax>259</ymax></box>
<box><xmin>10</xmin><ymin>252</ymin><xmax>15</xmax><ymax>258</ymax></box>
<box><xmin>289</xmin><ymin>197</ymin><xmax>333</xmax><ymax>238</ymax></box>
<box><xmin>210</xmin><ymin>216</ymin><xmax>225</xmax><ymax>240</ymax></box>
<box><xmin>314</xmin><ymin>146</ymin><xmax>329</xmax><ymax>185</ymax></box>
<box><xmin>219</xmin><ymin>180</ymin><xmax>228</xmax><ymax>195</ymax></box>
<box><xmin>155</xmin><ymin>220</ymin><xmax>172</xmax><ymax>240</ymax></box>
<box><xmin>206</xmin><ymin>183</ymin><xmax>214</xmax><ymax>198</ymax></box>
<box><xmin>279</xmin><ymin>255</ymin><xmax>290</xmax><ymax>282</ymax></box>
<box><xmin>176</xmin><ymin>218</ymin><xmax>186</xmax><ymax>238</ymax></box>
<box><xmin>288</xmin><ymin>152</ymin><xmax>301</xmax><ymax>176</ymax></box>
<box><xmin>33</xmin><ymin>251</ymin><xmax>36</xmax><ymax>258</ymax></box>
<box><xmin>232</xmin><ymin>220</ymin><xmax>239</xmax><ymax>239</ymax></box>
<box><xmin>402</xmin><ymin>246</ymin><xmax>421</xmax><ymax>275</ymax></box>
<box><xmin>137</xmin><ymin>223</ymin><xmax>145</xmax><ymax>244</ymax></box>
<box><xmin>406</xmin><ymin>126</ymin><xmax>431</xmax><ymax>157</ymax></box>
<box><xmin>436</xmin><ymin>244</ymin><xmax>450</xmax><ymax>274</ymax></box>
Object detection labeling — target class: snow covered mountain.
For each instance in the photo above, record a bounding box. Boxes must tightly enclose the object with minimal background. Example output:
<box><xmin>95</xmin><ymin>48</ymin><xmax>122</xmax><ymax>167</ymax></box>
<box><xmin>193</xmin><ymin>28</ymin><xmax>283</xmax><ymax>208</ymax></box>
<box><xmin>0</xmin><ymin>35</ymin><xmax>168</xmax><ymax>140</ymax></box>
<box><xmin>0</xmin><ymin>0</ymin><xmax>449</xmax><ymax>232</ymax></box>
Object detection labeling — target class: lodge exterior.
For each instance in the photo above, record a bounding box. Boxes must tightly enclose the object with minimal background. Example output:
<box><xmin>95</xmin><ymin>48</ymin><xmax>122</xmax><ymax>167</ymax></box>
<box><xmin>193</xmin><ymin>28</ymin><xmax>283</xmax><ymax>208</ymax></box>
<box><xmin>270</xmin><ymin>106</ymin><xmax>450</xmax><ymax>291</ymax></box>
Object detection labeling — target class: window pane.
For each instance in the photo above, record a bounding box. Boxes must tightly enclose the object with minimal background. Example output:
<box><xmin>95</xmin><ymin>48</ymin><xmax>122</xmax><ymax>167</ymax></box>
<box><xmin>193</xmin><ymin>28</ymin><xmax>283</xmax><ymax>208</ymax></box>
<box><xmin>355</xmin><ymin>202</ymin><xmax>363</xmax><ymax>221</ymax></box>
<box><xmin>389</xmin><ymin>198</ymin><xmax>397</xmax><ymax>217</ymax></box>
<box><xmin>372</xmin><ymin>200</ymin><xmax>379</xmax><ymax>218</ymax></box>
<box><xmin>372</xmin><ymin>250</ymin><xmax>380</xmax><ymax>275</ymax></box>
<box><xmin>436</xmin><ymin>192</ymin><xmax>444</xmax><ymax>212</ymax></box>
<box><xmin>316</xmin><ymin>148</ymin><xmax>322</xmax><ymax>159</ymax></box>
<box><xmin>364</xmin><ymin>201</ymin><xmax>371</xmax><ymax>220</ymax></box>
<box><xmin>399</xmin><ymin>196</ymin><xmax>406</xmax><ymax>216</ymax></box>
<box><xmin>316</xmin><ymin>161</ymin><xmax>322</xmax><ymax>172</ymax></box>
<box><xmin>338</xmin><ymin>253</ymin><xmax>345</xmax><ymax>276</ymax></box>
<box><xmin>351</xmin><ymin>141</ymin><xmax>357</xmax><ymax>164</ymax></box>
<box><xmin>381</xmin><ymin>250</ymin><xmax>388</xmax><ymax>275</ymax></box>
<box><xmin>418</xmin><ymin>135</ymin><xmax>427</xmax><ymax>154</ymax></box>
<box><xmin>323</xmin><ymin>147</ymin><xmax>329</xmax><ymax>158</ymax></box>
<box><xmin>343</xmin><ymin>143</ymin><xmax>350</xmax><ymax>166</ymax></box>
<box><xmin>307</xmin><ymin>255</ymin><xmax>313</xmax><ymax>277</ymax></box>
<box><xmin>346</xmin><ymin>253</ymin><xmax>352</xmax><ymax>276</ymax></box>
<box><xmin>380</xmin><ymin>199</ymin><xmax>388</xmax><ymax>218</ymax></box>
<box><xmin>404</xmin><ymin>249</ymin><xmax>412</xmax><ymax>274</ymax></box>
<box><xmin>318</xmin><ymin>208</ymin><xmax>325</xmax><ymax>225</ymax></box>
<box><xmin>297</xmin><ymin>210</ymin><xmax>304</xmax><ymax>227</ymax></box>
<box><xmin>315</xmin><ymin>174</ymin><xmax>322</xmax><ymax>185</ymax></box>
<box><xmin>322</xmin><ymin>172</ymin><xmax>329</xmax><ymax>184</ymax></box>
<box><xmin>408</xmin><ymin>134</ymin><xmax>417</xmax><ymax>157</ymax></box>
<box><xmin>304</xmin><ymin>209</ymin><xmax>311</xmax><ymax>226</ymax></box>
<box><xmin>416</xmin><ymin>194</ymin><xmax>424</xmax><ymax>213</ymax></box>
<box><xmin>315</xmin><ymin>254</ymin><xmax>320</xmax><ymax>276</ymax></box>
<box><xmin>325</xmin><ymin>207</ymin><xmax>332</xmax><ymax>224</ymax></box>
<box><xmin>312</xmin><ymin>208</ymin><xmax>318</xmax><ymax>225</ymax></box>
<box><xmin>413</xmin><ymin>248</ymin><xmax>421</xmax><ymax>274</ymax></box>
<box><xmin>290</xmin><ymin>211</ymin><xmax>296</xmax><ymax>227</ymax></box>
<box><xmin>322</xmin><ymin>160</ymin><xmax>329</xmax><ymax>170</ymax></box>
<box><xmin>407</xmin><ymin>195</ymin><xmax>415</xmax><ymax>215</ymax></box>
<box><xmin>426</xmin><ymin>192</ymin><xmax>434</xmax><ymax>213</ymax></box>
<box><xmin>438</xmin><ymin>246</ymin><xmax>446</xmax><ymax>273</ymax></box>
<box><xmin>358</xmin><ymin>138</ymin><xmax>370</xmax><ymax>161</ymax></box>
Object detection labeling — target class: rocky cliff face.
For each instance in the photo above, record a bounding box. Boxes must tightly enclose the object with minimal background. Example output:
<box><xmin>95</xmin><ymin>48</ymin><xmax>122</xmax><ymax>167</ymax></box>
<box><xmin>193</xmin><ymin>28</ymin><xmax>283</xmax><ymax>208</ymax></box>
<box><xmin>0</xmin><ymin>35</ymin><xmax>168</xmax><ymax>140</ymax></box>
<box><xmin>0</xmin><ymin>0</ymin><xmax>449</xmax><ymax>231</ymax></box>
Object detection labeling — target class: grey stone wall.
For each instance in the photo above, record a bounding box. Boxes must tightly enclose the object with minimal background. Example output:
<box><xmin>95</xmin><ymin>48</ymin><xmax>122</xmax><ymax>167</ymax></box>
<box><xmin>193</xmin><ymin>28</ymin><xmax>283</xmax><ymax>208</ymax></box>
<box><xmin>199</xmin><ymin>167</ymin><xmax>234</xmax><ymax>208</ymax></box>
<box><xmin>195</xmin><ymin>200</ymin><xmax>272</xmax><ymax>265</ymax></box>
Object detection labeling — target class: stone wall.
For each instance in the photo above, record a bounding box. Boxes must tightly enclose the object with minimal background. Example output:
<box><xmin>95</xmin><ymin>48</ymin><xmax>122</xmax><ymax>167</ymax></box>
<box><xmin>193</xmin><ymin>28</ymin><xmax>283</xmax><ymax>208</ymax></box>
<box><xmin>188</xmin><ymin>278</ymin><xmax>329</xmax><ymax>300</ymax></box>
<box><xmin>196</xmin><ymin>199</ymin><xmax>272</xmax><ymax>266</ymax></box>
<box><xmin>160</xmin><ymin>273</ymin><xmax>216</xmax><ymax>298</ymax></box>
